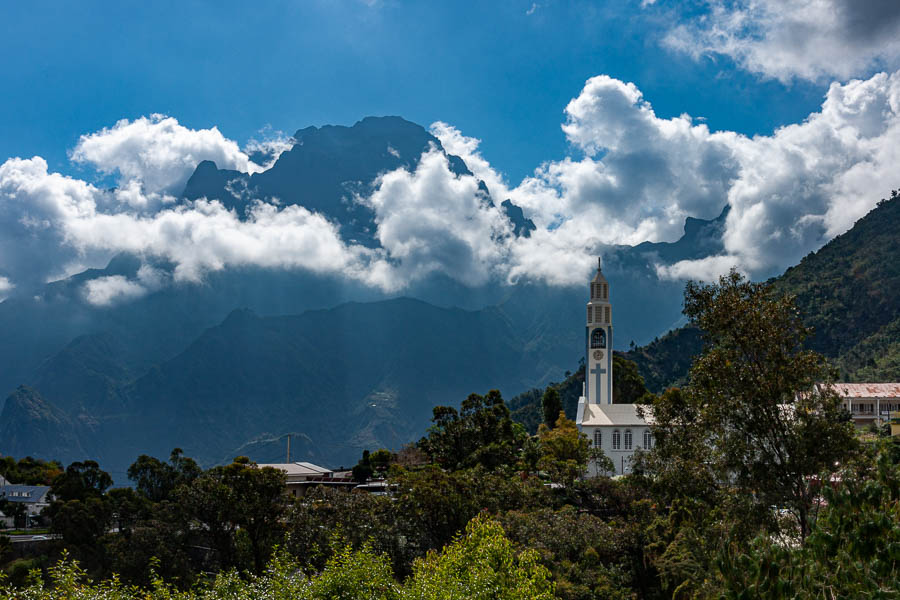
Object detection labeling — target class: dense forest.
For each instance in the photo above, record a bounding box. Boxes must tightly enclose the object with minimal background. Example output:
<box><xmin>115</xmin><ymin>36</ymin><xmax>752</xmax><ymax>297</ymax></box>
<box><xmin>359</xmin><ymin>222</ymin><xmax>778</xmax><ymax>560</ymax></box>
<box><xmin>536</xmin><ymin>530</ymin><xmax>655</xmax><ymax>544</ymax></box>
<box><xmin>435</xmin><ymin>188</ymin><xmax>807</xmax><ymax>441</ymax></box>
<box><xmin>3</xmin><ymin>271</ymin><xmax>899</xmax><ymax>598</ymax></box>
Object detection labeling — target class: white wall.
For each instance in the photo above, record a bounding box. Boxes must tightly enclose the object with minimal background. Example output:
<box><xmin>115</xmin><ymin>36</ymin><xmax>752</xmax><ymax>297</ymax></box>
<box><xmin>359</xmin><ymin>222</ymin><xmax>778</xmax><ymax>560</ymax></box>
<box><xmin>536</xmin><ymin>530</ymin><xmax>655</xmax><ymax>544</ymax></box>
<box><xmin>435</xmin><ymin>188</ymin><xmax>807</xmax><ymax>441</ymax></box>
<box><xmin>586</xmin><ymin>425</ymin><xmax>653</xmax><ymax>476</ymax></box>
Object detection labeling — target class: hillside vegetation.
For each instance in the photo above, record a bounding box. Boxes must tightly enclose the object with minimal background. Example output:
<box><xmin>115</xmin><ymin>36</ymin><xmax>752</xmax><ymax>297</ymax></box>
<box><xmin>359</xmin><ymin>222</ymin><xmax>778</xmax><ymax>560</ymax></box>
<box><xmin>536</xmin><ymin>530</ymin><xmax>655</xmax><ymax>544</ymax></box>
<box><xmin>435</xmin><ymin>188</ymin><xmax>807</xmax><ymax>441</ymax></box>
<box><xmin>627</xmin><ymin>190</ymin><xmax>900</xmax><ymax>391</ymax></box>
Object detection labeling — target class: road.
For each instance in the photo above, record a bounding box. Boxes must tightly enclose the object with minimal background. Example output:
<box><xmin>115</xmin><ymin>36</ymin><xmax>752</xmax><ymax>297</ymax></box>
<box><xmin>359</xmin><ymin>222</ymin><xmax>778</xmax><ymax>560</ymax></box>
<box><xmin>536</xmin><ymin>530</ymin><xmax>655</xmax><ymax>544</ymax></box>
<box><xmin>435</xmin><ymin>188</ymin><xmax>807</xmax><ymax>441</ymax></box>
<box><xmin>5</xmin><ymin>533</ymin><xmax>59</xmax><ymax>543</ymax></box>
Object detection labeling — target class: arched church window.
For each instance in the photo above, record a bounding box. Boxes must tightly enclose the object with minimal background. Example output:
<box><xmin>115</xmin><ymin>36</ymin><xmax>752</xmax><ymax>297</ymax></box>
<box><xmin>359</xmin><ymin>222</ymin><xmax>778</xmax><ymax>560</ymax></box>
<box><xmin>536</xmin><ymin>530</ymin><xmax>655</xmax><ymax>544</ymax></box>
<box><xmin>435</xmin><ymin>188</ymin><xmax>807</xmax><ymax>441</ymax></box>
<box><xmin>643</xmin><ymin>430</ymin><xmax>652</xmax><ymax>449</ymax></box>
<box><xmin>612</xmin><ymin>430</ymin><xmax>621</xmax><ymax>450</ymax></box>
<box><xmin>593</xmin><ymin>430</ymin><xmax>602</xmax><ymax>447</ymax></box>
<box><xmin>590</xmin><ymin>328</ymin><xmax>606</xmax><ymax>349</ymax></box>
<box><xmin>624</xmin><ymin>429</ymin><xmax>632</xmax><ymax>450</ymax></box>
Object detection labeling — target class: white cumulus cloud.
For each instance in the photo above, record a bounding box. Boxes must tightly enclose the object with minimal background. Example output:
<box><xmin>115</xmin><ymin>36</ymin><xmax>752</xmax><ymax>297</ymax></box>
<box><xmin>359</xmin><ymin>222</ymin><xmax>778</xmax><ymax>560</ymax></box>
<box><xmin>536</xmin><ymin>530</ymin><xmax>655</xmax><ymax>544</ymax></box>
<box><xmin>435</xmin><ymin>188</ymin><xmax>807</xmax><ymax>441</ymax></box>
<box><xmin>656</xmin><ymin>255</ymin><xmax>742</xmax><ymax>282</ymax></box>
<box><xmin>83</xmin><ymin>275</ymin><xmax>149</xmax><ymax>306</ymax></box>
<box><xmin>70</xmin><ymin>114</ymin><xmax>264</xmax><ymax>203</ymax></box>
<box><xmin>0</xmin><ymin>276</ymin><xmax>13</xmax><ymax>301</ymax></box>
<box><xmin>433</xmin><ymin>70</ymin><xmax>900</xmax><ymax>282</ymax></box>
<box><xmin>362</xmin><ymin>147</ymin><xmax>513</xmax><ymax>288</ymax></box>
<box><xmin>660</xmin><ymin>0</ymin><xmax>900</xmax><ymax>83</ymax></box>
<box><xmin>81</xmin><ymin>264</ymin><xmax>171</xmax><ymax>307</ymax></box>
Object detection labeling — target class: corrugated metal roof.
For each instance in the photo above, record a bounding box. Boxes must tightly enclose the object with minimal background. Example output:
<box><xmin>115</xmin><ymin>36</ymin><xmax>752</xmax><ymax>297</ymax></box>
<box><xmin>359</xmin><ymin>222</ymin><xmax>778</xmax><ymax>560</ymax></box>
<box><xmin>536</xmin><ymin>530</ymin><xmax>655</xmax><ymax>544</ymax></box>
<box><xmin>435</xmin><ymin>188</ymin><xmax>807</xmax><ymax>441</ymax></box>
<box><xmin>579</xmin><ymin>403</ymin><xmax>654</xmax><ymax>426</ymax></box>
<box><xmin>257</xmin><ymin>462</ymin><xmax>332</xmax><ymax>477</ymax></box>
<box><xmin>834</xmin><ymin>383</ymin><xmax>900</xmax><ymax>398</ymax></box>
<box><xmin>295</xmin><ymin>462</ymin><xmax>331</xmax><ymax>474</ymax></box>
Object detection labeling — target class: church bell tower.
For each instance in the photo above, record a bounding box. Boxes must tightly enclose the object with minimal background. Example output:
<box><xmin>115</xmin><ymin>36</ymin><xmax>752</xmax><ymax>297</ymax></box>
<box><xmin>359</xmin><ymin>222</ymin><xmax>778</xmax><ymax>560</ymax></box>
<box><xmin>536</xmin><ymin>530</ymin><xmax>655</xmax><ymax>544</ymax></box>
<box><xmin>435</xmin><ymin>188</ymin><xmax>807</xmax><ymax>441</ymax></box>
<box><xmin>586</xmin><ymin>258</ymin><xmax>612</xmax><ymax>405</ymax></box>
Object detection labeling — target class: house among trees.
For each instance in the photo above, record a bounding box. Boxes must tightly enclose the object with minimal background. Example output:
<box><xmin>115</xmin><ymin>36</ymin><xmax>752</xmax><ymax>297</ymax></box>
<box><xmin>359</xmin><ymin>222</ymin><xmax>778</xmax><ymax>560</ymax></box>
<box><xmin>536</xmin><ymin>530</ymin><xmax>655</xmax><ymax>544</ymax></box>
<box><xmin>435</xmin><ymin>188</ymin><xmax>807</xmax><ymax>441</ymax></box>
<box><xmin>256</xmin><ymin>461</ymin><xmax>355</xmax><ymax>497</ymax></box>
<box><xmin>0</xmin><ymin>482</ymin><xmax>51</xmax><ymax>528</ymax></box>
<box><xmin>831</xmin><ymin>383</ymin><xmax>900</xmax><ymax>426</ymax></box>
<box><xmin>576</xmin><ymin>259</ymin><xmax>653</xmax><ymax>476</ymax></box>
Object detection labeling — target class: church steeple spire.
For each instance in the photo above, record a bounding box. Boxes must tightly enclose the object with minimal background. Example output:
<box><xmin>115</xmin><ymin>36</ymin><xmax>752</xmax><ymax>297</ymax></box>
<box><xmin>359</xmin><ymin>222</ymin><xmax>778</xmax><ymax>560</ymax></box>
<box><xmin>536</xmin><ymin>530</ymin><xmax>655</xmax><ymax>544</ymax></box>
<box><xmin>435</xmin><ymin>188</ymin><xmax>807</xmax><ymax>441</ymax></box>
<box><xmin>586</xmin><ymin>257</ymin><xmax>613</xmax><ymax>404</ymax></box>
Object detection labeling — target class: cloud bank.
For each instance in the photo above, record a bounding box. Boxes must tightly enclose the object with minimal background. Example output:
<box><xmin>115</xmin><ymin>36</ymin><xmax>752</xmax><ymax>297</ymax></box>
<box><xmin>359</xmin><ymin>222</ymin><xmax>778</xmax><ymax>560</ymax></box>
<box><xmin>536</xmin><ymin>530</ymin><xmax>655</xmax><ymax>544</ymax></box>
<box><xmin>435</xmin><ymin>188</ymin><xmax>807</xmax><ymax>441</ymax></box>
<box><xmin>1</xmin><ymin>69</ymin><xmax>899</xmax><ymax>303</ymax></box>
<box><xmin>433</xmin><ymin>70</ymin><xmax>900</xmax><ymax>282</ymax></box>
<box><xmin>71</xmin><ymin>114</ymin><xmax>266</xmax><ymax>206</ymax></box>
<box><xmin>660</xmin><ymin>0</ymin><xmax>900</xmax><ymax>82</ymax></box>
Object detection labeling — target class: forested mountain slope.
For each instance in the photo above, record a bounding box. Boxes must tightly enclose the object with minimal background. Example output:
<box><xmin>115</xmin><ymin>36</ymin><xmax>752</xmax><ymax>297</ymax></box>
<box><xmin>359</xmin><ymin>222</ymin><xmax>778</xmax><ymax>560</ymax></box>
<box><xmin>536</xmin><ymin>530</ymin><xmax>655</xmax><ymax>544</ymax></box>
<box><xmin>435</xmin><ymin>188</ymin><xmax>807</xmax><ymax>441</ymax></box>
<box><xmin>627</xmin><ymin>191</ymin><xmax>900</xmax><ymax>391</ymax></box>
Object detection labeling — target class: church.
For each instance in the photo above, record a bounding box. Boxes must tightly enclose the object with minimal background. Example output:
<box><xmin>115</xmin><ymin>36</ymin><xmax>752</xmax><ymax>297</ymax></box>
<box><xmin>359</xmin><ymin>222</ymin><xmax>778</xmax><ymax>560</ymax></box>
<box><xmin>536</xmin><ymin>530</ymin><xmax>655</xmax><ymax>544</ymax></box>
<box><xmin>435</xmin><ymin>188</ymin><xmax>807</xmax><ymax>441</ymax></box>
<box><xmin>576</xmin><ymin>259</ymin><xmax>653</xmax><ymax>476</ymax></box>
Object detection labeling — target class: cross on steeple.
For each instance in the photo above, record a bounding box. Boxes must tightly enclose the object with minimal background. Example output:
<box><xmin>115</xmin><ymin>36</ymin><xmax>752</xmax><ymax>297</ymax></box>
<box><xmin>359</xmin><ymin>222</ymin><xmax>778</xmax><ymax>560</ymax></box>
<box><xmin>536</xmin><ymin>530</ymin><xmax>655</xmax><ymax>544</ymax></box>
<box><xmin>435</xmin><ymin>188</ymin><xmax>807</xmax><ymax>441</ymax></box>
<box><xmin>590</xmin><ymin>363</ymin><xmax>608</xmax><ymax>405</ymax></box>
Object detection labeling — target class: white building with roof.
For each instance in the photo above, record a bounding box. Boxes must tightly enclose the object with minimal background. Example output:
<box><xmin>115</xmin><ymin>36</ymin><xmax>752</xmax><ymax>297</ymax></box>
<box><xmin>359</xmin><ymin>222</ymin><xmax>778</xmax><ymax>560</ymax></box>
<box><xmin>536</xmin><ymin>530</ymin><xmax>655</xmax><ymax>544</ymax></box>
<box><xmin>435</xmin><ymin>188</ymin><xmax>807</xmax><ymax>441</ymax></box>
<box><xmin>832</xmin><ymin>383</ymin><xmax>900</xmax><ymax>426</ymax></box>
<box><xmin>576</xmin><ymin>259</ymin><xmax>653</xmax><ymax>476</ymax></box>
<box><xmin>256</xmin><ymin>461</ymin><xmax>356</xmax><ymax>497</ymax></box>
<box><xmin>0</xmin><ymin>483</ymin><xmax>52</xmax><ymax>527</ymax></box>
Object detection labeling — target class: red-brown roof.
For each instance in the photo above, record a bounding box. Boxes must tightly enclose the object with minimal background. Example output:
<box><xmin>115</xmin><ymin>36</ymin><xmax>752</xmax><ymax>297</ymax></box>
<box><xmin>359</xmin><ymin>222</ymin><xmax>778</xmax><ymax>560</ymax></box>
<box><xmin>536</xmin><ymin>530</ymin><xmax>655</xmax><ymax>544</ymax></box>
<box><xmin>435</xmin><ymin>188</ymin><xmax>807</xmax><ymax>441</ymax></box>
<box><xmin>834</xmin><ymin>383</ymin><xmax>900</xmax><ymax>398</ymax></box>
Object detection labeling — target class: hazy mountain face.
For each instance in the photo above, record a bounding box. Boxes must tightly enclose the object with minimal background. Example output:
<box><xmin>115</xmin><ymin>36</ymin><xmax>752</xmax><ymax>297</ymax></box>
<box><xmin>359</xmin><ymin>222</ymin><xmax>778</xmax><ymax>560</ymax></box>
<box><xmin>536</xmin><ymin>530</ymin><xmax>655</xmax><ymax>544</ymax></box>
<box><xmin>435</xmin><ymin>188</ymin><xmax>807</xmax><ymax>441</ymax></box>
<box><xmin>182</xmin><ymin>116</ymin><xmax>474</xmax><ymax>247</ymax></box>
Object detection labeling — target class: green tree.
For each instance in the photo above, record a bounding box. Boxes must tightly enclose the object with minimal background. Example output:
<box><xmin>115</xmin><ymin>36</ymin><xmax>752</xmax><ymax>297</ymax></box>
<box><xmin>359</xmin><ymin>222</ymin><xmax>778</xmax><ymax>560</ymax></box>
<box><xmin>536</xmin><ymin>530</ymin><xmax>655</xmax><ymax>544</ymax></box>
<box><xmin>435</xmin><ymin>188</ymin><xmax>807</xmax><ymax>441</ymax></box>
<box><xmin>0</xmin><ymin>456</ymin><xmax>63</xmax><ymax>485</ymax></box>
<box><xmin>177</xmin><ymin>457</ymin><xmax>287</xmax><ymax>574</ymax></box>
<box><xmin>646</xmin><ymin>271</ymin><xmax>857</xmax><ymax>541</ymax></box>
<box><xmin>285</xmin><ymin>485</ymin><xmax>410</xmax><ymax>575</ymax></box>
<box><xmin>45</xmin><ymin>460</ymin><xmax>115</xmax><ymax>575</ymax></box>
<box><xmin>306</xmin><ymin>541</ymin><xmax>400</xmax><ymax>600</ymax></box>
<box><xmin>717</xmin><ymin>442</ymin><xmax>900</xmax><ymax>598</ymax></box>
<box><xmin>105</xmin><ymin>498</ymin><xmax>195</xmax><ymax>587</ymax></box>
<box><xmin>537</xmin><ymin>412</ymin><xmax>594</xmax><ymax>486</ymax></box>
<box><xmin>50</xmin><ymin>461</ymin><xmax>112</xmax><ymax>503</ymax></box>
<box><xmin>419</xmin><ymin>390</ymin><xmax>524</xmax><ymax>471</ymax></box>
<box><xmin>541</xmin><ymin>387</ymin><xmax>562</xmax><ymax>429</ymax></box>
<box><xmin>127</xmin><ymin>448</ymin><xmax>201</xmax><ymax>503</ymax></box>
<box><xmin>500</xmin><ymin>505</ymin><xmax>638</xmax><ymax>600</ymax></box>
<box><xmin>49</xmin><ymin>496</ymin><xmax>112</xmax><ymax>574</ymax></box>
<box><xmin>403</xmin><ymin>514</ymin><xmax>556</xmax><ymax>600</ymax></box>
<box><xmin>611</xmin><ymin>354</ymin><xmax>652</xmax><ymax>404</ymax></box>
<box><xmin>352</xmin><ymin>450</ymin><xmax>374</xmax><ymax>483</ymax></box>
<box><xmin>0</xmin><ymin>497</ymin><xmax>27</xmax><ymax>530</ymax></box>
<box><xmin>370</xmin><ymin>449</ymin><xmax>394</xmax><ymax>473</ymax></box>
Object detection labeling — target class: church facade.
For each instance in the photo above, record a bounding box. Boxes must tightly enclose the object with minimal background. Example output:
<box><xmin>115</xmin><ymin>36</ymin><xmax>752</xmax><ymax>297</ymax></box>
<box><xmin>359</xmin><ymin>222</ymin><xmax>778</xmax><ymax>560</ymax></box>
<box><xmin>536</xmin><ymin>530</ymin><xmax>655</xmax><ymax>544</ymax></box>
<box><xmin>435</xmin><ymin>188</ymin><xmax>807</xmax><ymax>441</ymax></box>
<box><xmin>576</xmin><ymin>259</ymin><xmax>653</xmax><ymax>476</ymax></box>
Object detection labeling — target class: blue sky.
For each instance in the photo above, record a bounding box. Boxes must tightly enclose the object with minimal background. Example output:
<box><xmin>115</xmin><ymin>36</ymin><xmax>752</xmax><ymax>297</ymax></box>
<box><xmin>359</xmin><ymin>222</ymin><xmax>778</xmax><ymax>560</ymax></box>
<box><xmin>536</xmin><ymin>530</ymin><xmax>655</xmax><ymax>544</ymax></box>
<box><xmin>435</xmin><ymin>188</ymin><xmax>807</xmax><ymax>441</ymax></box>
<box><xmin>1</xmin><ymin>0</ymin><xmax>824</xmax><ymax>182</ymax></box>
<box><xmin>2</xmin><ymin>0</ymin><xmax>900</xmax><ymax>298</ymax></box>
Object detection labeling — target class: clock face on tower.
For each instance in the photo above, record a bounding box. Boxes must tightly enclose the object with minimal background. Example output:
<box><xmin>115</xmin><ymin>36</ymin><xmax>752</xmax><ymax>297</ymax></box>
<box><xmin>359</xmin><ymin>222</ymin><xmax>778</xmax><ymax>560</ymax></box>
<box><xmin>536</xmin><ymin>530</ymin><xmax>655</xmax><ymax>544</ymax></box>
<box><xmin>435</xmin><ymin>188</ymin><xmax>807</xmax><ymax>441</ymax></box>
<box><xmin>593</xmin><ymin>350</ymin><xmax>604</xmax><ymax>360</ymax></box>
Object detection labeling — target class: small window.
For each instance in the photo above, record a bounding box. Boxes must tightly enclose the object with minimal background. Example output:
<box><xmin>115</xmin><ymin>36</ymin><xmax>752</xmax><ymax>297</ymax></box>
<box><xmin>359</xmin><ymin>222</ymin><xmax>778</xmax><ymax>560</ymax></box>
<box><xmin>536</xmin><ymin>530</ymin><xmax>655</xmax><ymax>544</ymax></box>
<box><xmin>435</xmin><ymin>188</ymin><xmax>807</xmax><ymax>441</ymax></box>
<box><xmin>603</xmin><ymin>283</ymin><xmax>608</xmax><ymax>299</ymax></box>
<box><xmin>612</xmin><ymin>430</ymin><xmax>621</xmax><ymax>450</ymax></box>
<box><xmin>590</xmin><ymin>328</ymin><xmax>606</xmax><ymax>349</ymax></box>
<box><xmin>643</xmin><ymin>430</ymin><xmax>652</xmax><ymax>449</ymax></box>
<box><xmin>624</xmin><ymin>429</ymin><xmax>632</xmax><ymax>450</ymax></box>
<box><xmin>587</xmin><ymin>306</ymin><xmax>593</xmax><ymax>323</ymax></box>
<box><xmin>594</xmin><ymin>430</ymin><xmax>602</xmax><ymax>448</ymax></box>
<box><xmin>605</xmin><ymin>306</ymin><xmax>611</xmax><ymax>323</ymax></box>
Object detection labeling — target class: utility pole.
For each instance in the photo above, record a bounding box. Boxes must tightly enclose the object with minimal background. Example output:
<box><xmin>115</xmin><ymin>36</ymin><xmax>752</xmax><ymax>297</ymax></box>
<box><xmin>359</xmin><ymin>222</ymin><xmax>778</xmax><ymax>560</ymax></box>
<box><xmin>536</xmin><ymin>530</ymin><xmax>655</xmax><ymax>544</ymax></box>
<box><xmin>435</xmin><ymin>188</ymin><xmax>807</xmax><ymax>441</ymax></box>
<box><xmin>286</xmin><ymin>434</ymin><xmax>291</xmax><ymax>463</ymax></box>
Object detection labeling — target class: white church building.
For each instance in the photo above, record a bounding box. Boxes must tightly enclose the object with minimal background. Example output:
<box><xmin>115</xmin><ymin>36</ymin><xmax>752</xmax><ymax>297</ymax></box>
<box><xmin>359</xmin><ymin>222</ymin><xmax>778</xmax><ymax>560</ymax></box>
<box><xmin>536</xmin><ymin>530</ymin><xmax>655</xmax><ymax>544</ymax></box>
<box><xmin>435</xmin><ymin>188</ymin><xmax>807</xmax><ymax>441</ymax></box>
<box><xmin>576</xmin><ymin>259</ymin><xmax>654</xmax><ymax>476</ymax></box>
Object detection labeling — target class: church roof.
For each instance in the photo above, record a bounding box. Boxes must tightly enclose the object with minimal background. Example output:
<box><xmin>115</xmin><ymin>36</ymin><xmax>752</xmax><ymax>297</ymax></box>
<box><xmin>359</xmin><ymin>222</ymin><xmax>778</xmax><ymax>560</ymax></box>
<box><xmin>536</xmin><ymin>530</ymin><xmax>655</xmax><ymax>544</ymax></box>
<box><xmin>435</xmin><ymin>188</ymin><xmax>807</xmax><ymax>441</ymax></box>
<box><xmin>579</xmin><ymin>403</ymin><xmax>653</xmax><ymax>427</ymax></box>
<box><xmin>833</xmin><ymin>383</ymin><xmax>900</xmax><ymax>398</ymax></box>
